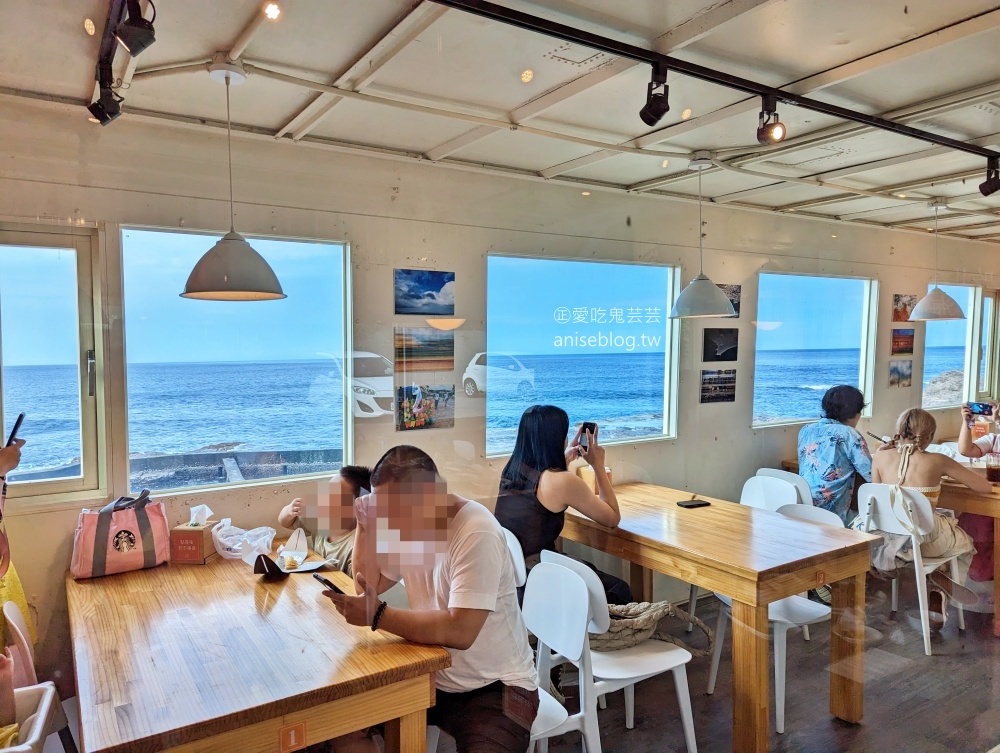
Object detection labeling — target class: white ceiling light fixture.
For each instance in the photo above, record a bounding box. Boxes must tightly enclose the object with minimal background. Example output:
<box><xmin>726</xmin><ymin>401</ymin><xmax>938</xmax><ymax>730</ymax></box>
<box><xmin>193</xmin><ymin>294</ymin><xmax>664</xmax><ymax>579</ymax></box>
<box><xmin>909</xmin><ymin>200</ymin><xmax>964</xmax><ymax>321</ymax></box>
<box><xmin>264</xmin><ymin>3</ymin><xmax>281</xmax><ymax>21</ymax></box>
<box><xmin>670</xmin><ymin>154</ymin><xmax>736</xmax><ymax>319</ymax></box>
<box><xmin>181</xmin><ymin>64</ymin><xmax>285</xmax><ymax>301</ymax></box>
<box><xmin>426</xmin><ymin>318</ymin><xmax>466</xmax><ymax>331</ymax></box>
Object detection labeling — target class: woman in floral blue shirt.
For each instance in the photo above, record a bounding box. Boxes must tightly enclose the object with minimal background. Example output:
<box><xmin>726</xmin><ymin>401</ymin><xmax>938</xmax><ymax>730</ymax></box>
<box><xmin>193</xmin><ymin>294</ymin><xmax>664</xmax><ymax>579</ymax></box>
<box><xmin>797</xmin><ymin>385</ymin><xmax>872</xmax><ymax>524</ymax></box>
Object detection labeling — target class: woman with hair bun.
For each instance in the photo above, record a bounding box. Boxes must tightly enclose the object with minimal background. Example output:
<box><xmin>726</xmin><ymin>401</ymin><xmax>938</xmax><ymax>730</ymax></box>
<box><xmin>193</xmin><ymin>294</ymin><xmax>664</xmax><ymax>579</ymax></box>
<box><xmin>856</xmin><ymin>407</ymin><xmax>990</xmax><ymax>626</ymax></box>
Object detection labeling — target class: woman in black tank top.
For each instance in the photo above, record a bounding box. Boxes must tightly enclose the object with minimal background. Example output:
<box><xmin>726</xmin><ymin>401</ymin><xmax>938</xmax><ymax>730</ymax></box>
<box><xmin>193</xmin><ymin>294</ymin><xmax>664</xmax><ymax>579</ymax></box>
<box><xmin>495</xmin><ymin>405</ymin><xmax>632</xmax><ymax>605</ymax></box>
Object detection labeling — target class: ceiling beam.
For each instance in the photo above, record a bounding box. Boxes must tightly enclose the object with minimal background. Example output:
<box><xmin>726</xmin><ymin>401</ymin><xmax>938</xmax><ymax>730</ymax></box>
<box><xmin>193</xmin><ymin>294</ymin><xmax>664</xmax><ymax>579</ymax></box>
<box><xmin>425</xmin><ymin>0</ymin><xmax>778</xmax><ymax>163</ymax></box>
<box><xmin>274</xmin><ymin>2</ymin><xmax>446</xmax><ymax>141</ymax></box>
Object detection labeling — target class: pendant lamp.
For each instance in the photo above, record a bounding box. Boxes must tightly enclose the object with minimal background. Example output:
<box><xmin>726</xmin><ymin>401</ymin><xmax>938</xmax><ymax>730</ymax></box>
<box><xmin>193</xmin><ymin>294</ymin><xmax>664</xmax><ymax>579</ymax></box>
<box><xmin>181</xmin><ymin>67</ymin><xmax>285</xmax><ymax>301</ymax></box>
<box><xmin>669</xmin><ymin>157</ymin><xmax>736</xmax><ymax>319</ymax></box>
<box><xmin>908</xmin><ymin>201</ymin><xmax>964</xmax><ymax>321</ymax></box>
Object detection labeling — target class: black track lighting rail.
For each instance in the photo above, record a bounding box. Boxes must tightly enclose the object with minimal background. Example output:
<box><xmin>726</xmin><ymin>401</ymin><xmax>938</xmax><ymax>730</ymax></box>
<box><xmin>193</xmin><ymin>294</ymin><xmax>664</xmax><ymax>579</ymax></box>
<box><xmin>430</xmin><ymin>0</ymin><xmax>1000</xmax><ymax>162</ymax></box>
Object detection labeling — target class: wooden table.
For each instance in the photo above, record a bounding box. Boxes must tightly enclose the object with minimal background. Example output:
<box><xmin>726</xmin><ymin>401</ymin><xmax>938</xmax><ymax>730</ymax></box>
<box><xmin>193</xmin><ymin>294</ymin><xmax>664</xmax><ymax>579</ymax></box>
<box><xmin>66</xmin><ymin>554</ymin><xmax>450</xmax><ymax>753</ymax></box>
<box><xmin>782</xmin><ymin>457</ymin><xmax>1000</xmax><ymax>636</ymax></box>
<box><xmin>560</xmin><ymin>483</ymin><xmax>876</xmax><ymax>753</ymax></box>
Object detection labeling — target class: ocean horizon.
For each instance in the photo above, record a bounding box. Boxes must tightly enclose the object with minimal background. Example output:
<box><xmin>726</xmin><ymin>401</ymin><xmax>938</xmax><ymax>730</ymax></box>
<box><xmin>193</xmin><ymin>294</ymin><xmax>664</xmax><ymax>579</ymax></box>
<box><xmin>5</xmin><ymin>346</ymin><xmax>969</xmax><ymax>473</ymax></box>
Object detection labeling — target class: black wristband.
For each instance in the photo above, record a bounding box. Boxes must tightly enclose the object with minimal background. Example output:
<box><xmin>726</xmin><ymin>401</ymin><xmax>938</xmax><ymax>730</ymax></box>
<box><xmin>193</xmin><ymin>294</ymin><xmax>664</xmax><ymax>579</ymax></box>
<box><xmin>371</xmin><ymin>600</ymin><xmax>388</xmax><ymax>631</ymax></box>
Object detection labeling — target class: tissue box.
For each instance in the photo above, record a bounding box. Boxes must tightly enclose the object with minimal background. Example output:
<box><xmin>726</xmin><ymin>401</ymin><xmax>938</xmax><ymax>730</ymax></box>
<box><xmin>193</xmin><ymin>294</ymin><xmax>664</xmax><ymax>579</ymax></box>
<box><xmin>170</xmin><ymin>522</ymin><xmax>218</xmax><ymax>565</ymax></box>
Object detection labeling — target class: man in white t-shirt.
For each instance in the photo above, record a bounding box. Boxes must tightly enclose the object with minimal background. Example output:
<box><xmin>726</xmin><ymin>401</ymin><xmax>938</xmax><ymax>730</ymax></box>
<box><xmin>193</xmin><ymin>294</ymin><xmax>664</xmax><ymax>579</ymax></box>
<box><xmin>324</xmin><ymin>445</ymin><xmax>538</xmax><ymax>753</ymax></box>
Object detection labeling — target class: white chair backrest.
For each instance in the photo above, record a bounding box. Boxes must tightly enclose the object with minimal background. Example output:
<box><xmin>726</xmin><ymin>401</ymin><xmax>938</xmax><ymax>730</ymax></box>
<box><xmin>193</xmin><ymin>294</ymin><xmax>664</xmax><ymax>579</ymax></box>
<box><xmin>776</xmin><ymin>503</ymin><xmax>844</xmax><ymax>528</ymax></box>
<box><xmin>739</xmin><ymin>476</ymin><xmax>799</xmax><ymax>512</ymax></box>
<box><xmin>501</xmin><ymin>528</ymin><xmax>527</xmax><ymax>588</ymax></box>
<box><xmin>4</xmin><ymin>600</ymin><xmax>37</xmax><ymax>687</ymax></box>
<box><xmin>756</xmin><ymin>468</ymin><xmax>813</xmax><ymax>505</ymax></box>
<box><xmin>856</xmin><ymin>483</ymin><xmax>936</xmax><ymax>537</ymax></box>
<box><xmin>540</xmin><ymin>550</ymin><xmax>611</xmax><ymax>634</ymax></box>
<box><xmin>522</xmin><ymin>562</ymin><xmax>590</xmax><ymax>662</ymax></box>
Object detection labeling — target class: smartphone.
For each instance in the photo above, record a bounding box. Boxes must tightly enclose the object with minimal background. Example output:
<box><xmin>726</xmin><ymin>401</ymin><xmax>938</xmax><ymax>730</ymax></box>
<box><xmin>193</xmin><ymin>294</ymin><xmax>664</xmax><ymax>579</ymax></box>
<box><xmin>677</xmin><ymin>500</ymin><xmax>711</xmax><ymax>509</ymax></box>
<box><xmin>579</xmin><ymin>421</ymin><xmax>597</xmax><ymax>451</ymax></box>
<box><xmin>313</xmin><ymin>572</ymin><xmax>344</xmax><ymax>594</ymax></box>
<box><xmin>968</xmin><ymin>402</ymin><xmax>994</xmax><ymax>416</ymax></box>
<box><xmin>5</xmin><ymin>413</ymin><xmax>24</xmax><ymax>447</ymax></box>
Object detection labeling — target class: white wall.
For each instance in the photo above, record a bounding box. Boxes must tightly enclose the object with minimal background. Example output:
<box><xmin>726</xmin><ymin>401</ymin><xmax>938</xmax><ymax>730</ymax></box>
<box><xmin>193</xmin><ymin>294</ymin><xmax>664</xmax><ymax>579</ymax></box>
<box><xmin>2</xmin><ymin>98</ymin><xmax>997</xmax><ymax>690</ymax></box>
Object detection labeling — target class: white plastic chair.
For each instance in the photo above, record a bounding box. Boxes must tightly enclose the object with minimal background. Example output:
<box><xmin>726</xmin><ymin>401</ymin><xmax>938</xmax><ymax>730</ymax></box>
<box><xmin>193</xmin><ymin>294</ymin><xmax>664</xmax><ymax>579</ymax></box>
<box><xmin>537</xmin><ymin>551</ymin><xmax>697</xmax><ymax>753</ymax></box>
<box><xmin>687</xmin><ymin>476</ymin><xmax>800</xmax><ymax>630</ymax></box>
<box><xmin>856</xmin><ymin>483</ymin><xmax>966</xmax><ymax>656</ymax></box>
<box><xmin>502</xmin><ymin>527</ymin><xmax>527</xmax><ymax>588</ymax></box>
<box><xmin>3</xmin><ymin>602</ymin><xmax>79</xmax><ymax>753</ymax></box>
<box><xmin>756</xmin><ymin>468</ymin><xmax>814</xmax><ymax>506</ymax></box>
<box><xmin>705</xmin><ymin>495</ymin><xmax>833</xmax><ymax>734</ymax></box>
<box><xmin>6</xmin><ymin>682</ymin><xmax>59</xmax><ymax>753</ymax></box>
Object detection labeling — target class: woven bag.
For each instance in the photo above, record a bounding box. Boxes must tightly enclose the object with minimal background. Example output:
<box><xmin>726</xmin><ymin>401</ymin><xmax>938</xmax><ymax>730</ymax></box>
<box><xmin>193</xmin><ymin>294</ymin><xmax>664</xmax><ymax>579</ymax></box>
<box><xmin>589</xmin><ymin>600</ymin><xmax>715</xmax><ymax>657</ymax></box>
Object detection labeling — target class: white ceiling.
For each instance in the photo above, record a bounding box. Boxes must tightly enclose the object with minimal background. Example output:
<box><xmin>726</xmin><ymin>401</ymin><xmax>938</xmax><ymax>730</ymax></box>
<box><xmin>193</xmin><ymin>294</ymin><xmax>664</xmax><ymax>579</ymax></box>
<box><xmin>4</xmin><ymin>0</ymin><xmax>1000</xmax><ymax>241</ymax></box>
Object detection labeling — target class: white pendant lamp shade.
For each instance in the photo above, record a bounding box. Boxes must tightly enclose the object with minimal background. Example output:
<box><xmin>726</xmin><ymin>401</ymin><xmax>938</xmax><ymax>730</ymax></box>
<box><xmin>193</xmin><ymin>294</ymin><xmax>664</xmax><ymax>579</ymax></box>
<box><xmin>908</xmin><ymin>202</ymin><xmax>964</xmax><ymax>322</ymax></box>
<box><xmin>671</xmin><ymin>273</ymin><xmax>736</xmax><ymax>318</ymax></box>
<box><xmin>181</xmin><ymin>231</ymin><xmax>285</xmax><ymax>300</ymax></box>
<box><xmin>909</xmin><ymin>285</ymin><xmax>964</xmax><ymax>321</ymax></box>
<box><xmin>670</xmin><ymin>157</ymin><xmax>735</xmax><ymax>319</ymax></box>
<box><xmin>182</xmin><ymin>68</ymin><xmax>284</xmax><ymax>301</ymax></box>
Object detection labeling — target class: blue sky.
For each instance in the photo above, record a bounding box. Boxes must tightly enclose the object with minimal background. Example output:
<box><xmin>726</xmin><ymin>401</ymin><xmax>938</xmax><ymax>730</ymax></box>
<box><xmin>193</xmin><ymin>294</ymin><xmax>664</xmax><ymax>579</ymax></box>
<box><xmin>121</xmin><ymin>229</ymin><xmax>345</xmax><ymax>364</ymax></box>
<box><xmin>487</xmin><ymin>256</ymin><xmax>671</xmax><ymax>355</ymax></box>
<box><xmin>394</xmin><ymin>269</ymin><xmax>455</xmax><ymax>314</ymax></box>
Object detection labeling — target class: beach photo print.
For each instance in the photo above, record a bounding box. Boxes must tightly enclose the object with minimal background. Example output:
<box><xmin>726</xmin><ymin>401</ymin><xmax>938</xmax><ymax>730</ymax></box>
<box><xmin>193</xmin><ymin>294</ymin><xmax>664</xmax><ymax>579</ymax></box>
<box><xmin>394</xmin><ymin>268</ymin><xmax>456</xmax><ymax>315</ymax></box>
<box><xmin>394</xmin><ymin>327</ymin><xmax>455</xmax><ymax>372</ymax></box>
<box><xmin>889</xmin><ymin>359</ymin><xmax>913</xmax><ymax>388</ymax></box>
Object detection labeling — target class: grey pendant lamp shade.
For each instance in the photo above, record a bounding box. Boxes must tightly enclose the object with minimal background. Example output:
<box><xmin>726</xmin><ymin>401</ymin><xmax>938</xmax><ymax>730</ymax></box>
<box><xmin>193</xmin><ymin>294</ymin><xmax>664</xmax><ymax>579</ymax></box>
<box><xmin>908</xmin><ymin>203</ymin><xmax>963</xmax><ymax>321</ymax></box>
<box><xmin>181</xmin><ymin>72</ymin><xmax>285</xmax><ymax>301</ymax></box>
<box><xmin>669</xmin><ymin>159</ymin><xmax>736</xmax><ymax>319</ymax></box>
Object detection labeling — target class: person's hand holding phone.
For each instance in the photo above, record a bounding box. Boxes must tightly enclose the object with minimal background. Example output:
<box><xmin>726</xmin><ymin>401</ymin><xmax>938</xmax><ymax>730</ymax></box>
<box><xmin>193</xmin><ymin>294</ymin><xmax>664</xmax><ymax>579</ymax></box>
<box><xmin>324</xmin><ymin>571</ymin><xmax>381</xmax><ymax>627</ymax></box>
<box><xmin>580</xmin><ymin>425</ymin><xmax>605</xmax><ymax>469</ymax></box>
<box><xmin>0</xmin><ymin>439</ymin><xmax>24</xmax><ymax>478</ymax></box>
<box><xmin>565</xmin><ymin>426</ymin><xmax>583</xmax><ymax>465</ymax></box>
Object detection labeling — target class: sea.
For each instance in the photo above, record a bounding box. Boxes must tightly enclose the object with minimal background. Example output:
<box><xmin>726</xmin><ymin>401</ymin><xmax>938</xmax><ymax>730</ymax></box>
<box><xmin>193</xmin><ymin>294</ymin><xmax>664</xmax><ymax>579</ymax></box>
<box><xmin>5</xmin><ymin>347</ymin><xmax>969</xmax><ymax>473</ymax></box>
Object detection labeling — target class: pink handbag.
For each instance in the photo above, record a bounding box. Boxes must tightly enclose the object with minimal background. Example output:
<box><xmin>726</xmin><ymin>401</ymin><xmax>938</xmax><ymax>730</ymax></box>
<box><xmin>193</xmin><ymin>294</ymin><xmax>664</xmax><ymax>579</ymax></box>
<box><xmin>71</xmin><ymin>490</ymin><xmax>170</xmax><ymax>579</ymax></box>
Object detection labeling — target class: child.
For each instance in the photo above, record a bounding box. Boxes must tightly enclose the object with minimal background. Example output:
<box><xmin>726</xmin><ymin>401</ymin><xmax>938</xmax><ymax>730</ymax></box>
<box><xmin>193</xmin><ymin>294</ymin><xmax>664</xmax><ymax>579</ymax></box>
<box><xmin>278</xmin><ymin>465</ymin><xmax>371</xmax><ymax>577</ymax></box>
<box><xmin>0</xmin><ymin>647</ymin><xmax>18</xmax><ymax>747</ymax></box>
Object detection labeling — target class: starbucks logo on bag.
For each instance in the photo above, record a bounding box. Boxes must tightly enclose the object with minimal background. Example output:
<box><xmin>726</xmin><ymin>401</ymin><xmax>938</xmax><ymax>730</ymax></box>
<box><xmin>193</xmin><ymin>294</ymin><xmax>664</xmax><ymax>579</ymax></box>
<box><xmin>113</xmin><ymin>530</ymin><xmax>137</xmax><ymax>553</ymax></box>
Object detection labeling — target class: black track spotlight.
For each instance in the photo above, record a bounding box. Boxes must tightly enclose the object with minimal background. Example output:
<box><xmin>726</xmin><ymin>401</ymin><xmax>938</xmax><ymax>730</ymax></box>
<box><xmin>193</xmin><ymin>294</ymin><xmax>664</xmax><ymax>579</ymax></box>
<box><xmin>87</xmin><ymin>62</ymin><xmax>122</xmax><ymax>126</ymax></box>
<box><xmin>639</xmin><ymin>62</ymin><xmax>670</xmax><ymax>127</ymax></box>
<box><xmin>981</xmin><ymin>158</ymin><xmax>1000</xmax><ymax>197</ymax></box>
<box><xmin>116</xmin><ymin>0</ymin><xmax>156</xmax><ymax>57</ymax></box>
<box><xmin>756</xmin><ymin>93</ymin><xmax>787</xmax><ymax>145</ymax></box>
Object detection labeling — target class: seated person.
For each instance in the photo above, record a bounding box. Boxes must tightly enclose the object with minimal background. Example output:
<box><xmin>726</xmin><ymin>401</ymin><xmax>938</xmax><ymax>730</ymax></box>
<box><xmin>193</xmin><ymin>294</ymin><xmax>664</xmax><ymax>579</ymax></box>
<box><xmin>853</xmin><ymin>408</ymin><xmax>988</xmax><ymax>625</ymax></box>
<box><xmin>323</xmin><ymin>445</ymin><xmax>538</xmax><ymax>753</ymax></box>
<box><xmin>278</xmin><ymin>465</ymin><xmax>371</xmax><ymax>576</ymax></box>
<box><xmin>798</xmin><ymin>385</ymin><xmax>872</xmax><ymax>524</ymax></box>
<box><xmin>956</xmin><ymin>403</ymin><xmax>999</xmax><ymax>581</ymax></box>
<box><xmin>494</xmin><ymin>405</ymin><xmax>632</xmax><ymax>605</ymax></box>
<box><xmin>0</xmin><ymin>648</ymin><xmax>17</xmax><ymax>747</ymax></box>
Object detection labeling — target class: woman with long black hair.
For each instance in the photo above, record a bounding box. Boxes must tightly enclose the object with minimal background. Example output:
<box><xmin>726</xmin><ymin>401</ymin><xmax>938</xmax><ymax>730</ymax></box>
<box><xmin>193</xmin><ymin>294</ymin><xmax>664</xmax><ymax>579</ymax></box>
<box><xmin>494</xmin><ymin>404</ymin><xmax>632</xmax><ymax>604</ymax></box>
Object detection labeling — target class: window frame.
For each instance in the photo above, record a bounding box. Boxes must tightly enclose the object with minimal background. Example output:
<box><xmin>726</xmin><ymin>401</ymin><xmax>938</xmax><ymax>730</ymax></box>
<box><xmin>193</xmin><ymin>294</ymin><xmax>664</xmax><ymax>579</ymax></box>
<box><xmin>114</xmin><ymin>224</ymin><xmax>354</xmax><ymax>497</ymax></box>
<box><xmin>0</xmin><ymin>223</ymin><xmax>105</xmax><ymax>504</ymax></box>
<box><xmin>483</xmin><ymin>252</ymin><xmax>680</xmax><ymax>458</ymax></box>
<box><xmin>750</xmin><ymin>270</ymin><xmax>879</xmax><ymax>429</ymax></box>
<box><xmin>975</xmin><ymin>289</ymin><xmax>997</xmax><ymax>401</ymax></box>
<box><xmin>920</xmin><ymin>283</ymin><xmax>979</xmax><ymax>410</ymax></box>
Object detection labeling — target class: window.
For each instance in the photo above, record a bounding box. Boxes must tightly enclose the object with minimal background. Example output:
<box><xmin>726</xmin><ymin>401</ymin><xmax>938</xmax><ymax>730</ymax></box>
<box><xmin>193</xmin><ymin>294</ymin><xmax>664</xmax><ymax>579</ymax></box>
<box><xmin>753</xmin><ymin>273</ymin><xmax>877</xmax><ymax>426</ymax></box>
<box><xmin>922</xmin><ymin>284</ymin><xmax>974</xmax><ymax>409</ymax></box>
<box><xmin>977</xmin><ymin>292</ymin><xmax>995</xmax><ymax>398</ymax></box>
<box><xmin>0</xmin><ymin>227</ymin><xmax>99</xmax><ymax>497</ymax></box>
<box><xmin>121</xmin><ymin>228</ymin><xmax>348</xmax><ymax>492</ymax></box>
<box><xmin>484</xmin><ymin>255</ymin><xmax>676</xmax><ymax>456</ymax></box>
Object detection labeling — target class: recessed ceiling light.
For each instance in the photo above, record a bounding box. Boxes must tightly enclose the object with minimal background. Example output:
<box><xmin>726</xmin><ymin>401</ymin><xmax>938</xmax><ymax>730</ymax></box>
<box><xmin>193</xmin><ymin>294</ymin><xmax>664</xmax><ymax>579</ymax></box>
<box><xmin>681</xmin><ymin>108</ymin><xmax>692</xmax><ymax>120</ymax></box>
<box><xmin>661</xmin><ymin>159</ymin><xmax>669</xmax><ymax>168</ymax></box>
<box><xmin>88</xmin><ymin>116</ymin><xmax>100</xmax><ymax>123</ymax></box>
<box><xmin>787</xmin><ymin>208</ymin><xmax>796</xmax><ymax>211</ymax></box>
<box><xmin>521</xmin><ymin>69</ymin><xmax>534</xmax><ymax>83</ymax></box>
<box><xmin>581</xmin><ymin>191</ymin><xmax>591</xmax><ymax>196</ymax></box>
<box><xmin>897</xmin><ymin>193</ymin><xmax>907</xmax><ymax>198</ymax></box>
<box><xmin>264</xmin><ymin>3</ymin><xmax>281</xmax><ymax>20</ymax></box>
<box><xmin>84</xmin><ymin>18</ymin><xmax>96</xmax><ymax>35</ymax></box>
<box><xmin>831</xmin><ymin>234</ymin><xmax>838</xmax><ymax>238</ymax></box>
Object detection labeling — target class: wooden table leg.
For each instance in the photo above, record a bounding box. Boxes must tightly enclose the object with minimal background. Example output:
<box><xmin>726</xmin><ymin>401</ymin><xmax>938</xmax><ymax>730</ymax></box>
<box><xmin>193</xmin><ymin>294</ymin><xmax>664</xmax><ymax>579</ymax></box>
<box><xmin>994</xmin><ymin>518</ymin><xmax>1000</xmax><ymax>637</ymax></box>
<box><xmin>384</xmin><ymin>710</ymin><xmax>427</xmax><ymax>753</ymax></box>
<box><xmin>731</xmin><ymin>600</ymin><xmax>770</xmax><ymax>753</ymax></box>
<box><xmin>628</xmin><ymin>562</ymin><xmax>653</xmax><ymax>603</ymax></box>
<box><xmin>829</xmin><ymin>572</ymin><xmax>865</xmax><ymax>723</ymax></box>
